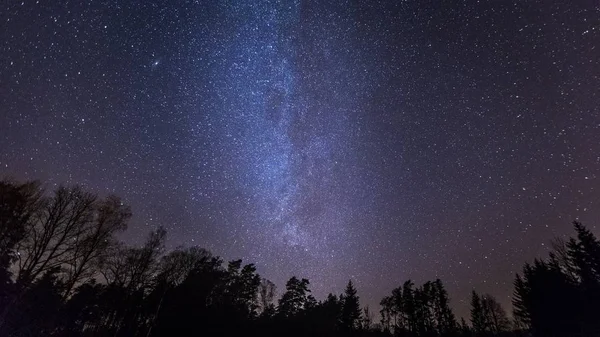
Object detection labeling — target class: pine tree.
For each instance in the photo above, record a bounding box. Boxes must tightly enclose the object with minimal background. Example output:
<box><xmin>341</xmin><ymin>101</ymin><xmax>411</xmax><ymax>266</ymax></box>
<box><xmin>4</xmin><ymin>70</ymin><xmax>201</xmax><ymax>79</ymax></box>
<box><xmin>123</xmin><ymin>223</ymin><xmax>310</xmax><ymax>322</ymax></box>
<box><xmin>432</xmin><ymin>279</ymin><xmax>458</xmax><ymax>336</ymax></box>
<box><xmin>513</xmin><ymin>222</ymin><xmax>600</xmax><ymax>337</ymax></box>
<box><xmin>277</xmin><ymin>277</ymin><xmax>311</xmax><ymax>318</ymax></box>
<box><xmin>460</xmin><ymin>317</ymin><xmax>471</xmax><ymax>336</ymax></box>
<box><xmin>570</xmin><ymin>221</ymin><xmax>600</xmax><ymax>283</ymax></box>
<box><xmin>512</xmin><ymin>273</ymin><xmax>531</xmax><ymax>329</ymax></box>
<box><xmin>402</xmin><ymin>280</ymin><xmax>417</xmax><ymax>333</ymax></box>
<box><xmin>340</xmin><ymin>280</ymin><xmax>361</xmax><ymax>332</ymax></box>
<box><xmin>470</xmin><ymin>291</ymin><xmax>486</xmax><ymax>334</ymax></box>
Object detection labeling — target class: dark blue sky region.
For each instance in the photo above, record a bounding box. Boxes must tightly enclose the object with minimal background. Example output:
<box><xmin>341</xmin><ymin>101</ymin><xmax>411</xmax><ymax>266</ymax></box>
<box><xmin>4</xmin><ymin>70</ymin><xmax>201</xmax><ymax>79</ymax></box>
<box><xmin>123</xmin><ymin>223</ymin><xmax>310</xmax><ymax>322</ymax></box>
<box><xmin>1</xmin><ymin>0</ymin><xmax>599</xmax><ymax>317</ymax></box>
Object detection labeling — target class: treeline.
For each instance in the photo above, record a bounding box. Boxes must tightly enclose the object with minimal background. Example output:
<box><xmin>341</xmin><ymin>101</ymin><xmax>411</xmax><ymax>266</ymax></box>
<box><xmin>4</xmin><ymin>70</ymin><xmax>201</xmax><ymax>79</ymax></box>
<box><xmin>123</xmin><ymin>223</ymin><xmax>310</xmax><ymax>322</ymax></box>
<box><xmin>0</xmin><ymin>179</ymin><xmax>599</xmax><ymax>337</ymax></box>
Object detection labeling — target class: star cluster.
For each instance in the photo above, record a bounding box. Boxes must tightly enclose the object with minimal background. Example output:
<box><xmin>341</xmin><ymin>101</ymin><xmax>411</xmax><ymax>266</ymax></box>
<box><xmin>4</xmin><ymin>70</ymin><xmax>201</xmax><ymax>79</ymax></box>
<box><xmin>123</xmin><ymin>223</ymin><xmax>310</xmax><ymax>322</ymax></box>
<box><xmin>1</xmin><ymin>1</ymin><xmax>599</xmax><ymax>318</ymax></box>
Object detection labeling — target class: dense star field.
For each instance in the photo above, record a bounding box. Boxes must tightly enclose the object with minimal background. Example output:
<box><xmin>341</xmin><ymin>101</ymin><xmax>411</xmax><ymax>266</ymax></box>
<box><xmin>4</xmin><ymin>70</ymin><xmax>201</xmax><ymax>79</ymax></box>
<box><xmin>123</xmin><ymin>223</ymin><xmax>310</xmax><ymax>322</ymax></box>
<box><xmin>1</xmin><ymin>1</ymin><xmax>599</xmax><ymax>317</ymax></box>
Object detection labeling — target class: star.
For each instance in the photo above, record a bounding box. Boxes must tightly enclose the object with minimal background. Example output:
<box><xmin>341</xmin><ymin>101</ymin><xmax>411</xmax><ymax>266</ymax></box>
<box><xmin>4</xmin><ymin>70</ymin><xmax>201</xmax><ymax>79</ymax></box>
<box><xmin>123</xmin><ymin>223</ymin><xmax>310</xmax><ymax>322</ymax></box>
<box><xmin>1</xmin><ymin>0</ymin><xmax>598</xmax><ymax>320</ymax></box>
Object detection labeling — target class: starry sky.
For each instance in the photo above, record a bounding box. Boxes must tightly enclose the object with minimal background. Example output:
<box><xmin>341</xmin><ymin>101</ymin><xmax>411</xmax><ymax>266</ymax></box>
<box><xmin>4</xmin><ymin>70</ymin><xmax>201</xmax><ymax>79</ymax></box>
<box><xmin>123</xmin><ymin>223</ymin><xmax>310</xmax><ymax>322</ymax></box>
<box><xmin>1</xmin><ymin>0</ymin><xmax>599</xmax><ymax>318</ymax></box>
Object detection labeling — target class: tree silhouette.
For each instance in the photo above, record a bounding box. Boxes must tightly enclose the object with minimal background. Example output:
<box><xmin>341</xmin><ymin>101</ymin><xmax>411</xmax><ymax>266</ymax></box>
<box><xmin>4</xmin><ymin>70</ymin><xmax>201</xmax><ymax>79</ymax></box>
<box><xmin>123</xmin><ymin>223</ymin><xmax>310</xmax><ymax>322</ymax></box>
<box><xmin>431</xmin><ymin>279</ymin><xmax>458</xmax><ymax>336</ymax></box>
<box><xmin>258</xmin><ymin>277</ymin><xmax>277</xmax><ymax>316</ymax></box>
<box><xmin>61</xmin><ymin>195</ymin><xmax>130</xmax><ymax>297</ymax></box>
<box><xmin>0</xmin><ymin>180</ymin><xmax>45</xmax><ymax>331</ymax></box>
<box><xmin>149</xmin><ymin>247</ymin><xmax>227</xmax><ymax>336</ymax></box>
<box><xmin>60</xmin><ymin>279</ymin><xmax>105</xmax><ymax>336</ymax></box>
<box><xmin>146</xmin><ymin>246</ymin><xmax>216</xmax><ymax>336</ymax></box>
<box><xmin>459</xmin><ymin>317</ymin><xmax>471</xmax><ymax>336</ymax></box>
<box><xmin>481</xmin><ymin>294</ymin><xmax>510</xmax><ymax>333</ymax></box>
<box><xmin>15</xmin><ymin>186</ymin><xmax>97</xmax><ymax>288</ymax></box>
<box><xmin>470</xmin><ymin>291</ymin><xmax>486</xmax><ymax>335</ymax></box>
<box><xmin>340</xmin><ymin>280</ymin><xmax>362</xmax><ymax>333</ymax></box>
<box><xmin>362</xmin><ymin>306</ymin><xmax>374</xmax><ymax>331</ymax></box>
<box><xmin>17</xmin><ymin>268</ymin><xmax>64</xmax><ymax>336</ymax></box>
<box><xmin>277</xmin><ymin>276</ymin><xmax>311</xmax><ymax>318</ymax></box>
<box><xmin>379</xmin><ymin>279</ymin><xmax>457</xmax><ymax>337</ymax></box>
<box><xmin>2</xmin><ymin>178</ymin><xmax>599</xmax><ymax>337</ymax></box>
<box><xmin>513</xmin><ymin>221</ymin><xmax>600</xmax><ymax>337</ymax></box>
<box><xmin>471</xmin><ymin>291</ymin><xmax>510</xmax><ymax>335</ymax></box>
<box><xmin>0</xmin><ymin>180</ymin><xmax>43</xmax><ymax>283</ymax></box>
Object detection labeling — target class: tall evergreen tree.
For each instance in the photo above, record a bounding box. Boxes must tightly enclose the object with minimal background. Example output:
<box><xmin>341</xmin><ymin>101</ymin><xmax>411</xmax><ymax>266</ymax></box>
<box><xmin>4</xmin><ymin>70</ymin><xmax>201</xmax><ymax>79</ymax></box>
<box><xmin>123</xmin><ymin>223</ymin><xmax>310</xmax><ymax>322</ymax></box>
<box><xmin>460</xmin><ymin>317</ymin><xmax>471</xmax><ymax>336</ymax></box>
<box><xmin>512</xmin><ymin>273</ymin><xmax>531</xmax><ymax>330</ymax></box>
<box><xmin>402</xmin><ymin>280</ymin><xmax>417</xmax><ymax>333</ymax></box>
<box><xmin>470</xmin><ymin>291</ymin><xmax>486</xmax><ymax>334</ymax></box>
<box><xmin>513</xmin><ymin>222</ymin><xmax>600</xmax><ymax>337</ymax></box>
<box><xmin>432</xmin><ymin>279</ymin><xmax>458</xmax><ymax>336</ymax></box>
<box><xmin>340</xmin><ymin>279</ymin><xmax>362</xmax><ymax>332</ymax></box>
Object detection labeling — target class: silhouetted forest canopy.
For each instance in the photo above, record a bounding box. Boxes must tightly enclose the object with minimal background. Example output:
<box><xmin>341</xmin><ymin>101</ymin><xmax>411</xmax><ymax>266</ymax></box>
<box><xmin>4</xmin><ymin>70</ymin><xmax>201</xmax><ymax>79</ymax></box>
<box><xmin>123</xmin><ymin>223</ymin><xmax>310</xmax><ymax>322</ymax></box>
<box><xmin>1</xmin><ymin>179</ymin><xmax>599</xmax><ymax>337</ymax></box>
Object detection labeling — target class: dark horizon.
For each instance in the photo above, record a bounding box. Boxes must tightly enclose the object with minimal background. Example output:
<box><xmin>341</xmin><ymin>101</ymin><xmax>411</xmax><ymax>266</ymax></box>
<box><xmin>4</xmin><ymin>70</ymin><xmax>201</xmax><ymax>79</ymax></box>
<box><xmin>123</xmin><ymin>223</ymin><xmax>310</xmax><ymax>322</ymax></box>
<box><xmin>1</xmin><ymin>179</ymin><xmax>599</xmax><ymax>337</ymax></box>
<box><xmin>1</xmin><ymin>0</ymin><xmax>599</xmax><ymax>323</ymax></box>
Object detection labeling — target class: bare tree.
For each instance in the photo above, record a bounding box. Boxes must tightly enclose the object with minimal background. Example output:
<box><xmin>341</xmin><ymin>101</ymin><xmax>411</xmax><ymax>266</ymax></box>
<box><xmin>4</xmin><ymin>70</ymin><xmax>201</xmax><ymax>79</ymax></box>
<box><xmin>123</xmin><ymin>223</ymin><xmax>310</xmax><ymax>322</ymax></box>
<box><xmin>16</xmin><ymin>185</ymin><xmax>97</xmax><ymax>288</ymax></box>
<box><xmin>98</xmin><ymin>227</ymin><xmax>167</xmax><ymax>335</ymax></box>
<box><xmin>61</xmin><ymin>195</ymin><xmax>131</xmax><ymax>297</ymax></box>
<box><xmin>481</xmin><ymin>294</ymin><xmax>511</xmax><ymax>333</ymax></box>
<box><xmin>145</xmin><ymin>246</ymin><xmax>215</xmax><ymax>337</ymax></box>
<box><xmin>100</xmin><ymin>226</ymin><xmax>166</xmax><ymax>292</ymax></box>
<box><xmin>156</xmin><ymin>246</ymin><xmax>213</xmax><ymax>286</ymax></box>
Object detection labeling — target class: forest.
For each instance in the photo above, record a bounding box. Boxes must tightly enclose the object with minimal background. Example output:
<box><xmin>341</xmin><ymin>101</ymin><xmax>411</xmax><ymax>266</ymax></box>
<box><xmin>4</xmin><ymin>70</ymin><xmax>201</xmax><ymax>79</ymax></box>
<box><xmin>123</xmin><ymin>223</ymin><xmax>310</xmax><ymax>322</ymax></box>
<box><xmin>0</xmin><ymin>179</ymin><xmax>599</xmax><ymax>337</ymax></box>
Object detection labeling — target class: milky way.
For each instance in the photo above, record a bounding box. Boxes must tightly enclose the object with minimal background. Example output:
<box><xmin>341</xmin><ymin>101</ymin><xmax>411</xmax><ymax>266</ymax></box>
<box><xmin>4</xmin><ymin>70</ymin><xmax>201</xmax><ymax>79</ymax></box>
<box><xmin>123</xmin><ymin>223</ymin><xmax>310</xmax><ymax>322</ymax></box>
<box><xmin>195</xmin><ymin>1</ymin><xmax>376</xmax><ymax>284</ymax></box>
<box><xmin>1</xmin><ymin>1</ymin><xmax>599</xmax><ymax>317</ymax></box>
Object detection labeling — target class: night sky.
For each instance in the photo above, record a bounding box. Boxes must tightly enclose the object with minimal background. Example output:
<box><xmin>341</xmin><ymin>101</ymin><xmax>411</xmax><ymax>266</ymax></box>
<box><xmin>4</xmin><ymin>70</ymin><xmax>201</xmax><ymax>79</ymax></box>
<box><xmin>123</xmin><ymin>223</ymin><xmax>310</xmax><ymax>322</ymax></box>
<box><xmin>1</xmin><ymin>1</ymin><xmax>599</xmax><ymax>318</ymax></box>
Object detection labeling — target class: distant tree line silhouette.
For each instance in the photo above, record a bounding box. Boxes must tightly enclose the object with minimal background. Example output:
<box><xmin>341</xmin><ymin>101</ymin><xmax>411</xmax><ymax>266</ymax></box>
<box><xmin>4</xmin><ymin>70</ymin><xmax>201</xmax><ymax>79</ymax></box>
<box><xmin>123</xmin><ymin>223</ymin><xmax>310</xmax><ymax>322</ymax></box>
<box><xmin>0</xmin><ymin>179</ymin><xmax>599</xmax><ymax>336</ymax></box>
